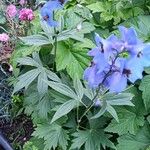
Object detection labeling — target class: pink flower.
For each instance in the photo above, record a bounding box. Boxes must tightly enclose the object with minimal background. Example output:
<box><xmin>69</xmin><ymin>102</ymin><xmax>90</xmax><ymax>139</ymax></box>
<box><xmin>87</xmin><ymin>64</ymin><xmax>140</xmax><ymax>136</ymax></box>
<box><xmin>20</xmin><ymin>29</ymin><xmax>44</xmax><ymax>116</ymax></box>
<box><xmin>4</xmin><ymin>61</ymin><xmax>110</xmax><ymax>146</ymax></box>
<box><xmin>0</xmin><ymin>33</ymin><xmax>9</xmax><ymax>42</ymax></box>
<box><xmin>19</xmin><ymin>0</ymin><xmax>26</xmax><ymax>6</ymax></box>
<box><xmin>19</xmin><ymin>8</ymin><xmax>35</xmax><ymax>21</ymax></box>
<box><xmin>6</xmin><ymin>4</ymin><xmax>17</xmax><ymax>18</ymax></box>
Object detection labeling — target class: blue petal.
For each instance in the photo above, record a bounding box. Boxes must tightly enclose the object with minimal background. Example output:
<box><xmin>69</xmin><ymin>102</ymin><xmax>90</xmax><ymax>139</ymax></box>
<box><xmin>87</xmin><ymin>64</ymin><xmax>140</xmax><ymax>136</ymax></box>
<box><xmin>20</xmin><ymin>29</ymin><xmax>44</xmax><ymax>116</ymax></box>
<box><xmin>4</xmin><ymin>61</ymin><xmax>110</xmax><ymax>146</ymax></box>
<box><xmin>43</xmin><ymin>1</ymin><xmax>62</xmax><ymax>10</ymax></box>
<box><xmin>119</xmin><ymin>26</ymin><xmax>139</xmax><ymax>45</ymax></box>
<box><xmin>93</xmin><ymin>53</ymin><xmax>108</xmax><ymax>74</ymax></box>
<box><xmin>108</xmin><ymin>72</ymin><xmax>127</xmax><ymax>93</ymax></box>
<box><xmin>141</xmin><ymin>44</ymin><xmax>150</xmax><ymax>67</ymax></box>
<box><xmin>40</xmin><ymin>0</ymin><xmax>64</xmax><ymax>27</ymax></box>
<box><xmin>88</xmin><ymin>47</ymin><xmax>101</xmax><ymax>57</ymax></box>
<box><xmin>125</xmin><ymin>57</ymin><xmax>143</xmax><ymax>83</ymax></box>
<box><xmin>83</xmin><ymin>66</ymin><xmax>104</xmax><ymax>88</ymax></box>
<box><xmin>94</xmin><ymin>33</ymin><xmax>103</xmax><ymax>47</ymax></box>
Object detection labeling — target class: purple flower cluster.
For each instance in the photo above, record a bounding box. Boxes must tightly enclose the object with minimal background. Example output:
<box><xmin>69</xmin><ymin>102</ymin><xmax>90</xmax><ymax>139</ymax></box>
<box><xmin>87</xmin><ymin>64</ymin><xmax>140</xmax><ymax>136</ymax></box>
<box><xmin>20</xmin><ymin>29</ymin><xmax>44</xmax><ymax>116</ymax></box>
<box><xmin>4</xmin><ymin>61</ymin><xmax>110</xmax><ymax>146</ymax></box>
<box><xmin>84</xmin><ymin>26</ymin><xmax>150</xmax><ymax>93</ymax></box>
<box><xmin>40</xmin><ymin>0</ymin><xmax>67</xmax><ymax>27</ymax></box>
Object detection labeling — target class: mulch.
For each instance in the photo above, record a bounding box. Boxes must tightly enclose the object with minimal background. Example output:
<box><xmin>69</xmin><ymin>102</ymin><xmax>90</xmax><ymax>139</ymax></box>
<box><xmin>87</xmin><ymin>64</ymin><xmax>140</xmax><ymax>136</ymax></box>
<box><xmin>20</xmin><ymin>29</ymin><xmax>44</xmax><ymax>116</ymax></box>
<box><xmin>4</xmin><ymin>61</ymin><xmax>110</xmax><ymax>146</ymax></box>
<box><xmin>0</xmin><ymin>115</ymin><xmax>34</xmax><ymax>149</ymax></box>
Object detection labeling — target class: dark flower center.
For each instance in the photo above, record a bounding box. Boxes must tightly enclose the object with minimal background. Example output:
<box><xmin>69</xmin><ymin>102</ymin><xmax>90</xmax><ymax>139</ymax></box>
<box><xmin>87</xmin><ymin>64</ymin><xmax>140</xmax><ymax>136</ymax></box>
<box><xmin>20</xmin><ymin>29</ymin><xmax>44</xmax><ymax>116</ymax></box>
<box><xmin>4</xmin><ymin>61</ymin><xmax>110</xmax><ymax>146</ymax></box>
<box><xmin>43</xmin><ymin>15</ymin><xmax>49</xmax><ymax>21</ymax></box>
<box><xmin>59</xmin><ymin>0</ymin><xmax>65</xmax><ymax>5</ymax></box>
<box><xmin>99</xmin><ymin>43</ymin><xmax>104</xmax><ymax>53</ymax></box>
<box><xmin>90</xmin><ymin>61</ymin><xmax>95</xmax><ymax>67</ymax></box>
<box><xmin>137</xmin><ymin>51</ymin><xmax>142</xmax><ymax>58</ymax></box>
<box><xmin>123</xmin><ymin>69</ymin><xmax>131</xmax><ymax>77</ymax></box>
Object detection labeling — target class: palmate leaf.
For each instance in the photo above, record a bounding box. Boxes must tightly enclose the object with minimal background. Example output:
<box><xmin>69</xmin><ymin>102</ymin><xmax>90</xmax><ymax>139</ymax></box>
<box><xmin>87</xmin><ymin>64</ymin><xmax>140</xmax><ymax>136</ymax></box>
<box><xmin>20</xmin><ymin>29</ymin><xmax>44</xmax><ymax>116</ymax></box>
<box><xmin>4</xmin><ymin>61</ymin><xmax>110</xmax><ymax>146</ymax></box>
<box><xmin>51</xmin><ymin>99</ymin><xmax>77</xmax><ymax>123</ymax></box>
<box><xmin>139</xmin><ymin>75</ymin><xmax>150</xmax><ymax>111</ymax></box>
<box><xmin>105</xmin><ymin>87</ymin><xmax>145</xmax><ymax>135</ymax></box>
<box><xmin>105</xmin><ymin>108</ymin><xmax>144</xmax><ymax>135</ymax></box>
<box><xmin>20</xmin><ymin>34</ymin><xmax>52</xmax><ymax>46</ymax></box>
<box><xmin>87</xmin><ymin>2</ymin><xmax>105</xmax><ymax>13</ymax></box>
<box><xmin>13</xmin><ymin>69</ymin><xmax>40</xmax><ymax>94</ymax></box>
<box><xmin>57</xmin><ymin>22</ymin><xmax>95</xmax><ymax>42</ymax></box>
<box><xmin>70</xmin><ymin>129</ymin><xmax>116</xmax><ymax>150</ymax></box>
<box><xmin>73</xmin><ymin>77</ymin><xmax>84</xmax><ymax>100</ymax></box>
<box><xmin>46</xmin><ymin>80</ymin><xmax>78</xmax><ymax>99</ymax></box>
<box><xmin>91</xmin><ymin>93</ymin><xmax>134</xmax><ymax>121</ymax></box>
<box><xmin>74</xmin><ymin>5</ymin><xmax>92</xmax><ymax>20</ymax></box>
<box><xmin>117</xmin><ymin>123</ymin><xmax>150</xmax><ymax>150</ymax></box>
<box><xmin>17</xmin><ymin>57</ymin><xmax>40</xmax><ymax>67</ymax></box>
<box><xmin>13</xmin><ymin>53</ymin><xmax>60</xmax><ymax>95</ymax></box>
<box><xmin>33</xmin><ymin>123</ymin><xmax>69</xmax><ymax>150</ymax></box>
<box><xmin>24</xmin><ymin>85</ymin><xmax>52</xmax><ymax>119</ymax></box>
<box><xmin>130</xmin><ymin>15</ymin><xmax>150</xmax><ymax>41</ymax></box>
<box><xmin>56</xmin><ymin>41</ymin><xmax>90</xmax><ymax>79</ymax></box>
<box><xmin>37</xmin><ymin>71</ymin><xmax>48</xmax><ymax>96</ymax></box>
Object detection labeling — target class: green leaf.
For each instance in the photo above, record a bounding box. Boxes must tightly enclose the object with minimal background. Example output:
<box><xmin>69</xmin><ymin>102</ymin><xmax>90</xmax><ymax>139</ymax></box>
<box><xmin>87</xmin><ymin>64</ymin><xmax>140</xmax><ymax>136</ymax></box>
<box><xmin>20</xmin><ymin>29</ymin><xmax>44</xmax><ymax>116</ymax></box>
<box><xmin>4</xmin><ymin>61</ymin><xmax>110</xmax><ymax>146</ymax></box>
<box><xmin>46</xmin><ymin>80</ymin><xmax>78</xmax><ymax>99</ymax></box>
<box><xmin>117</xmin><ymin>123</ymin><xmax>150</xmax><ymax>150</ymax></box>
<box><xmin>57</xmin><ymin>23</ymin><xmax>95</xmax><ymax>42</ymax></box>
<box><xmin>45</xmin><ymin>69</ymin><xmax>61</xmax><ymax>82</ymax></box>
<box><xmin>13</xmin><ymin>69</ymin><xmax>40</xmax><ymax>94</ymax></box>
<box><xmin>103</xmin><ymin>93</ymin><xmax>134</xmax><ymax>106</ymax></box>
<box><xmin>70</xmin><ymin>129</ymin><xmax>115</xmax><ymax>150</ymax></box>
<box><xmin>33</xmin><ymin>123</ymin><xmax>69</xmax><ymax>150</ymax></box>
<box><xmin>17</xmin><ymin>57</ymin><xmax>40</xmax><ymax>67</ymax></box>
<box><xmin>37</xmin><ymin>93</ymin><xmax>52</xmax><ymax>119</ymax></box>
<box><xmin>87</xmin><ymin>2</ymin><xmax>105</xmax><ymax>13</ymax></box>
<box><xmin>105</xmin><ymin>108</ymin><xmax>144</xmax><ymax>135</ymax></box>
<box><xmin>106</xmin><ymin>104</ymin><xmax>119</xmax><ymax>122</ymax></box>
<box><xmin>56</xmin><ymin>41</ymin><xmax>90</xmax><ymax>79</ymax></box>
<box><xmin>51</xmin><ymin>99</ymin><xmax>77</xmax><ymax>123</ymax></box>
<box><xmin>14</xmin><ymin>53</ymin><xmax>60</xmax><ymax>95</ymax></box>
<box><xmin>40</xmin><ymin>21</ymin><xmax>54</xmax><ymax>39</ymax></box>
<box><xmin>24</xmin><ymin>85</ymin><xmax>52</xmax><ymax>120</ymax></box>
<box><xmin>139</xmin><ymin>75</ymin><xmax>150</xmax><ymax>111</ymax></box>
<box><xmin>91</xmin><ymin>93</ymin><xmax>134</xmax><ymax>120</ymax></box>
<box><xmin>20</xmin><ymin>35</ymin><xmax>51</xmax><ymax>46</ymax></box>
<box><xmin>73</xmin><ymin>77</ymin><xmax>84</xmax><ymax>100</ymax></box>
<box><xmin>23</xmin><ymin>137</ymin><xmax>44</xmax><ymax>150</ymax></box>
<box><xmin>74</xmin><ymin>5</ymin><xmax>92</xmax><ymax>20</ymax></box>
<box><xmin>37</xmin><ymin>71</ymin><xmax>48</xmax><ymax>96</ymax></box>
<box><xmin>129</xmin><ymin>15</ymin><xmax>150</xmax><ymax>41</ymax></box>
<box><xmin>91</xmin><ymin>100</ymin><xmax>107</xmax><ymax>119</ymax></box>
<box><xmin>0</xmin><ymin>11</ymin><xmax>6</xmax><ymax>24</ymax></box>
<box><xmin>105</xmin><ymin>87</ymin><xmax>145</xmax><ymax>135</ymax></box>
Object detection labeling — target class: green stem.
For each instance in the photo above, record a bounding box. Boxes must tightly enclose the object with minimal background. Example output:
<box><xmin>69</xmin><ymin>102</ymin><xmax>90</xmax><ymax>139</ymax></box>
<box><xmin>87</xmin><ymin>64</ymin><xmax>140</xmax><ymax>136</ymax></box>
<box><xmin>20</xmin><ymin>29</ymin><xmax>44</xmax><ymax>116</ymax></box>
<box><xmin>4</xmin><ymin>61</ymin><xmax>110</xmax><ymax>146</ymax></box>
<box><xmin>78</xmin><ymin>86</ymin><xmax>101</xmax><ymax>124</ymax></box>
<box><xmin>53</xmin><ymin>27</ymin><xmax>57</xmax><ymax>72</ymax></box>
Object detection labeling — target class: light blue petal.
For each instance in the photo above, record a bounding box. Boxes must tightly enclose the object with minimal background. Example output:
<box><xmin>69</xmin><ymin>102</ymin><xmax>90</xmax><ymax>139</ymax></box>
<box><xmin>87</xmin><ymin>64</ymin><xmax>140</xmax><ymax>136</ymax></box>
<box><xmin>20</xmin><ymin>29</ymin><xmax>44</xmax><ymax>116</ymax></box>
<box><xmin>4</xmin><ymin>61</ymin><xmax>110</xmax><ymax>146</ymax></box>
<box><xmin>88</xmin><ymin>47</ymin><xmax>101</xmax><ymax>56</ymax></box>
<box><xmin>84</xmin><ymin>66</ymin><xmax>103</xmax><ymax>88</ymax></box>
<box><xmin>44</xmin><ymin>1</ymin><xmax>62</xmax><ymax>10</ymax></box>
<box><xmin>108</xmin><ymin>72</ymin><xmax>127</xmax><ymax>93</ymax></box>
<box><xmin>93</xmin><ymin>53</ymin><xmax>108</xmax><ymax>73</ymax></box>
<box><xmin>141</xmin><ymin>44</ymin><xmax>150</xmax><ymax>67</ymax></box>
<box><xmin>94</xmin><ymin>33</ymin><xmax>103</xmax><ymax>47</ymax></box>
<box><xmin>125</xmin><ymin>57</ymin><xmax>143</xmax><ymax>83</ymax></box>
<box><xmin>119</xmin><ymin>26</ymin><xmax>139</xmax><ymax>45</ymax></box>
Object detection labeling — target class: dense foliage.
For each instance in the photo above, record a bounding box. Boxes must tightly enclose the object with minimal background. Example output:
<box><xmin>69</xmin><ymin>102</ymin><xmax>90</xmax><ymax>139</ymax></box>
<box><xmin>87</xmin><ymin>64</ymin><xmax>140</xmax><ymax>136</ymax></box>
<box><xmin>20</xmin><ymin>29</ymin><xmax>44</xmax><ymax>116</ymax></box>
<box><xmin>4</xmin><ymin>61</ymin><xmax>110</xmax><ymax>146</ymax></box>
<box><xmin>0</xmin><ymin>0</ymin><xmax>150</xmax><ymax>150</ymax></box>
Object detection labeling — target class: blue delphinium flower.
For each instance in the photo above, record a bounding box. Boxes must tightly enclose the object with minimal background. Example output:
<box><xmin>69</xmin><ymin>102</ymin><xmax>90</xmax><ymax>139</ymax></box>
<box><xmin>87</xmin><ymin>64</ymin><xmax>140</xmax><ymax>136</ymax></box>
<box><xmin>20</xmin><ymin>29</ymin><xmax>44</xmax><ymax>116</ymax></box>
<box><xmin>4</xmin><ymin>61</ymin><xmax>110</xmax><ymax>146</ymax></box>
<box><xmin>84</xmin><ymin>26</ymin><xmax>150</xmax><ymax>93</ymax></box>
<box><xmin>84</xmin><ymin>63</ymin><xmax>105</xmax><ymax>88</ymax></box>
<box><xmin>118</xmin><ymin>26</ymin><xmax>143</xmax><ymax>56</ymax></box>
<box><xmin>40</xmin><ymin>0</ymin><xmax>67</xmax><ymax>27</ymax></box>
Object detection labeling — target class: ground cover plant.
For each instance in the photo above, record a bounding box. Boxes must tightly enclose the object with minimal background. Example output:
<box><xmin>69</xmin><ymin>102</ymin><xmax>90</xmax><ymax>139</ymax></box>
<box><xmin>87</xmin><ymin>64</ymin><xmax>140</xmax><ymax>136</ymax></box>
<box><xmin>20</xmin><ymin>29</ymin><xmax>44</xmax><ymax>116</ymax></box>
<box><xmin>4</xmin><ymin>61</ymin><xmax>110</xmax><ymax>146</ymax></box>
<box><xmin>0</xmin><ymin>0</ymin><xmax>150</xmax><ymax>150</ymax></box>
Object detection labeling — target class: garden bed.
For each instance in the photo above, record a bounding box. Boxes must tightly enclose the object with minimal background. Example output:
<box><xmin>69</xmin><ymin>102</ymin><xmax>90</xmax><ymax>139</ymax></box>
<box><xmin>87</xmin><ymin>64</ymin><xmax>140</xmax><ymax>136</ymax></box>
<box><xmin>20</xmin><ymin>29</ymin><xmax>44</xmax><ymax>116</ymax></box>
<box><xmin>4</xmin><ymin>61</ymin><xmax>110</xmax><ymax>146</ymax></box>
<box><xmin>0</xmin><ymin>0</ymin><xmax>150</xmax><ymax>150</ymax></box>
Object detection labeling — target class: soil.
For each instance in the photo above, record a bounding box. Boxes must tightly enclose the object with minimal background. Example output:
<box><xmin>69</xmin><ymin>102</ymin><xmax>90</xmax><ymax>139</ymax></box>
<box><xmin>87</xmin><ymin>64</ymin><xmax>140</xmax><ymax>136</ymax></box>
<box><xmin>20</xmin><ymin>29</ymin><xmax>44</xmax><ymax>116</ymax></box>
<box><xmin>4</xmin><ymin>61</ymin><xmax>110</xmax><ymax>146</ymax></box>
<box><xmin>0</xmin><ymin>115</ymin><xmax>34</xmax><ymax>149</ymax></box>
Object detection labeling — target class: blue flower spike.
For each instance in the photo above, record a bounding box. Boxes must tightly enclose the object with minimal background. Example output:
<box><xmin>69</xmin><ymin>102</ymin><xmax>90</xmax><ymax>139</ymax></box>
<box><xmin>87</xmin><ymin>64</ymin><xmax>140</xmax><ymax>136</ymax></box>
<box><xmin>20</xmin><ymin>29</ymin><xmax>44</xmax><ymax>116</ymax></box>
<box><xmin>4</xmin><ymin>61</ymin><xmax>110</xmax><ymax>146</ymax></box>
<box><xmin>84</xmin><ymin>26</ymin><xmax>150</xmax><ymax>93</ymax></box>
<box><xmin>40</xmin><ymin>0</ymin><xmax>67</xmax><ymax>27</ymax></box>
